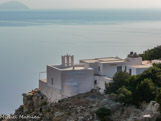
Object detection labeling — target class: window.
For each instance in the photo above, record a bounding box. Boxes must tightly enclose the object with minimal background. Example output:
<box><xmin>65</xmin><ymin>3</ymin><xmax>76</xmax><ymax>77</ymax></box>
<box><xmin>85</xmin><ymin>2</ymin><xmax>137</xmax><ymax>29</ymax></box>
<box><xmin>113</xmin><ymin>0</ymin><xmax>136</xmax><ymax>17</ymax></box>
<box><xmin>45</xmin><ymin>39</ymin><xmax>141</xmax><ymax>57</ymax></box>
<box><xmin>129</xmin><ymin>69</ymin><xmax>132</xmax><ymax>75</ymax></box>
<box><xmin>98</xmin><ymin>66</ymin><xmax>100</xmax><ymax>71</ymax></box>
<box><xmin>94</xmin><ymin>80</ymin><xmax>97</xmax><ymax>89</ymax></box>
<box><xmin>125</xmin><ymin>66</ymin><xmax>127</xmax><ymax>72</ymax></box>
<box><xmin>117</xmin><ymin>66</ymin><xmax>122</xmax><ymax>73</ymax></box>
<box><xmin>94</xmin><ymin>80</ymin><xmax>97</xmax><ymax>85</ymax></box>
<box><xmin>51</xmin><ymin>78</ymin><xmax>53</xmax><ymax>85</ymax></box>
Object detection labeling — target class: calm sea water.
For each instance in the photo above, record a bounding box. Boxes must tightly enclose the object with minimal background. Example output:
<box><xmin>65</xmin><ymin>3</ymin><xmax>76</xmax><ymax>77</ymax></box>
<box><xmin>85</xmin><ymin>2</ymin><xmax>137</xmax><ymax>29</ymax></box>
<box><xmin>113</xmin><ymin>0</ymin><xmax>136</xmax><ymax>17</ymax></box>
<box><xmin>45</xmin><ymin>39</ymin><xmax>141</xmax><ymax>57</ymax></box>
<box><xmin>0</xmin><ymin>9</ymin><xmax>161</xmax><ymax>114</ymax></box>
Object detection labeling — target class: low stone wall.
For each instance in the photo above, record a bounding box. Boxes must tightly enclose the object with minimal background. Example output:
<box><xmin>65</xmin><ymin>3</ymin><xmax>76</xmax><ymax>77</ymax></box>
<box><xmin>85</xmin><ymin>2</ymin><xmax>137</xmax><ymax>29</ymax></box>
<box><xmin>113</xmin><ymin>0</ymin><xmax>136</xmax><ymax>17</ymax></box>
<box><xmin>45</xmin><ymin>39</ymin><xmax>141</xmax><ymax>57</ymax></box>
<box><xmin>39</xmin><ymin>80</ymin><xmax>63</xmax><ymax>102</ymax></box>
<box><xmin>39</xmin><ymin>80</ymin><xmax>47</xmax><ymax>95</ymax></box>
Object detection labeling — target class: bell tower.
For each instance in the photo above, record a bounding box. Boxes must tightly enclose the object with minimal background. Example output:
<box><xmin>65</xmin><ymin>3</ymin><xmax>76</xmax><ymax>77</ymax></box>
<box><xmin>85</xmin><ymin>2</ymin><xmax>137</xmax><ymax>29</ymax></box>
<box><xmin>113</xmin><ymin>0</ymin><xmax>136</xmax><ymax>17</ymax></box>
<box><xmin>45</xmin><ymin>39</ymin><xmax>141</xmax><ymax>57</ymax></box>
<box><xmin>62</xmin><ymin>54</ymin><xmax>74</xmax><ymax>67</ymax></box>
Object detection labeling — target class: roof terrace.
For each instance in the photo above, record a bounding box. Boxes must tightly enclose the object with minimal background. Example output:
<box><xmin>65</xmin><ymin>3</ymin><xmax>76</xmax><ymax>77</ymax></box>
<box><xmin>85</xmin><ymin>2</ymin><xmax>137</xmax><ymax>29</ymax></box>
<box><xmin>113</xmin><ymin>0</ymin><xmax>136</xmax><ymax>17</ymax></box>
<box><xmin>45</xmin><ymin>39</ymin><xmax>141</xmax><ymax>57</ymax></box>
<box><xmin>80</xmin><ymin>57</ymin><xmax>123</xmax><ymax>63</ymax></box>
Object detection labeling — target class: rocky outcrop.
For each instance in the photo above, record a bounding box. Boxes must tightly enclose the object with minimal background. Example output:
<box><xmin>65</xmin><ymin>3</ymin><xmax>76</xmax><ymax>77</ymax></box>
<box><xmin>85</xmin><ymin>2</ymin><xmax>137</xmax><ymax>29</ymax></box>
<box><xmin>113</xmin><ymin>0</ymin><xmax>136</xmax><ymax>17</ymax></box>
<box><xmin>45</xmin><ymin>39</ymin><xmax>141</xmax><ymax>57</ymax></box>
<box><xmin>15</xmin><ymin>89</ymin><xmax>48</xmax><ymax>115</ymax></box>
<box><xmin>8</xmin><ymin>89</ymin><xmax>106</xmax><ymax>121</ymax></box>
<box><xmin>110</xmin><ymin>101</ymin><xmax>160</xmax><ymax>121</ymax></box>
<box><xmin>5</xmin><ymin>89</ymin><xmax>161</xmax><ymax>121</ymax></box>
<box><xmin>142</xmin><ymin>101</ymin><xmax>160</xmax><ymax>121</ymax></box>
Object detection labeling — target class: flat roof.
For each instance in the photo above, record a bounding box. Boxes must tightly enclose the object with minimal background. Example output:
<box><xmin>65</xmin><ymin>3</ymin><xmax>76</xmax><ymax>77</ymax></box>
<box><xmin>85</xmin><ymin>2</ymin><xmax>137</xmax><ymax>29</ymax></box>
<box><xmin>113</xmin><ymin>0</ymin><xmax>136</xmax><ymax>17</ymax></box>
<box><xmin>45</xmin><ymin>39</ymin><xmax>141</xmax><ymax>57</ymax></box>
<box><xmin>128</xmin><ymin>64</ymin><xmax>152</xmax><ymax>68</ymax></box>
<box><xmin>80</xmin><ymin>57</ymin><xmax>123</xmax><ymax>63</ymax></box>
<box><xmin>142</xmin><ymin>60</ymin><xmax>161</xmax><ymax>65</ymax></box>
<box><xmin>152</xmin><ymin>60</ymin><xmax>161</xmax><ymax>63</ymax></box>
<box><xmin>98</xmin><ymin>58</ymin><xmax>121</xmax><ymax>62</ymax></box>
<box><xmin>99</xmin><ymin>60</ymin><xmax>125</xmax><ymax>64</ymax></box>
<box><xmin>57</xmin><ymin>66</ymin><xmax>85</xmax><ymax>71</ymax></box>
<box><xmin>49</xmin><ymin>65</ymin><xmax>93</xmax><ymax>71</ymax></box>
<box><xmin>80</xmin><ymin>59</ymin><xmax>98</xmax><ymax>63</ymax></box>
<box><xmin>142</xmin><ymin>61</ymin><xmax>151</xmax><ymax>65</ymax></box>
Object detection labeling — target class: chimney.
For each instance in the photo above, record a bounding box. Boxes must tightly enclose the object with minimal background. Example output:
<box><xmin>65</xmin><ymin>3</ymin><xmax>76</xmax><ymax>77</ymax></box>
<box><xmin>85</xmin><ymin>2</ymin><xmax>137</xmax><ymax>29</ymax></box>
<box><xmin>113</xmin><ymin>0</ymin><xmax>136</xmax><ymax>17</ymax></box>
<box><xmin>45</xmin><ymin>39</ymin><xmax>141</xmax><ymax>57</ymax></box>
<box><xmin>134</xmin><ymin>52</ymin><xmax>137</xmax><ymax>57</ymax></box>
<box><xmin>130</xmin><ymin>51</ymin><xmax>133</xmax><ymax>55</ymax></box>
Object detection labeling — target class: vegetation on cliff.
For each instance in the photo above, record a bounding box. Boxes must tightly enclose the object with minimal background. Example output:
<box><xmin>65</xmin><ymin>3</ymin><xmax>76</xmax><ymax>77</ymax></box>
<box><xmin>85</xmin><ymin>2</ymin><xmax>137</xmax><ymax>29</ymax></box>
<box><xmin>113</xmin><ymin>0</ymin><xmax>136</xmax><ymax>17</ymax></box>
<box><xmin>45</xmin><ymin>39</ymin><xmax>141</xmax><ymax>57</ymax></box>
<box><xmin>96</xmin><ymin>107</ymin><xmax>112</xmax><ymax>121</ymax></box>
<box><xmin>139</xmin><ymin>45</ymin><xmax>161</xmax><ymax>60</ymax></box>
<box><xmin>105</xmin><ymin>63</ymin><xmax>161</xmax><ymax>108</ymax></box>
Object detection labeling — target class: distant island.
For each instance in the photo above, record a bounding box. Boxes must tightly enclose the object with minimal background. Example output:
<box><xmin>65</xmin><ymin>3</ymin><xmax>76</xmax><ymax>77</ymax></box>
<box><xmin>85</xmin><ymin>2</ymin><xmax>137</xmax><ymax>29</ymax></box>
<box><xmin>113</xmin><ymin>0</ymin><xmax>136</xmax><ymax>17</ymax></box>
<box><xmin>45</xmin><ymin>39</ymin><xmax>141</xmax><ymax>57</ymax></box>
<box><xmin>0</xmin><ymin>1</ymin><xmax>29</xmax><ymax>10</ymax></box>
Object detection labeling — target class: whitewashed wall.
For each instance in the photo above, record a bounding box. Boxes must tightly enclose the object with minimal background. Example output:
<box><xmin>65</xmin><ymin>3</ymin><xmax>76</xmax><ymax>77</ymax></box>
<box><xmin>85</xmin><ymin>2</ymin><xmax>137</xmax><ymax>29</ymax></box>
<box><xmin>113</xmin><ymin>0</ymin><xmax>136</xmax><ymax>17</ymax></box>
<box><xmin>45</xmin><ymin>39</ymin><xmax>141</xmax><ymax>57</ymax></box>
<box><xmin>61</xmin><ymin>69</ymin><xmax>94</xmax><ymax>97</ymax></box>
<box><xmin>125</xmin><ymin>57</ymin><xmax>142</xmax><ymax>65</ymax></box>
<box><xmin>47</xmin><ymin>65</ymin><xmax>62</xmax><ymax>90</ymax></box>
<box><xmin>126</xmin><ymin>66</ymin><xmax>137</xmax><ymax>75</ymax></box>
<box><xmin>136</xmin><ymin>68</ymin><xmax>149</xmax><ymax>75</ymax></box>
<box><xmin>94</xmin><ymin>76</ymin><xmax>112</xmax><ymax>93</ymax></box>
<box><xmin>98</xmin><ymin>62</ymin><xmax>125</xmax><ymax>78</ymax></box>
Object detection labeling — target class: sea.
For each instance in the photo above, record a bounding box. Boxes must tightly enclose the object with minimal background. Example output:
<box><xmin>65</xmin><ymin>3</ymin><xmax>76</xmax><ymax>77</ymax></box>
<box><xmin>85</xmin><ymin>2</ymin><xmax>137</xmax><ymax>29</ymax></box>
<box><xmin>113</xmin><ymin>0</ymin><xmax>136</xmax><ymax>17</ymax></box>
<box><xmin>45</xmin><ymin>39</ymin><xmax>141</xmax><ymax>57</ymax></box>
<box><xmin>0</xmin><ymin>9</ymin><xmax>161</xmax><ymax>114</ymax></box>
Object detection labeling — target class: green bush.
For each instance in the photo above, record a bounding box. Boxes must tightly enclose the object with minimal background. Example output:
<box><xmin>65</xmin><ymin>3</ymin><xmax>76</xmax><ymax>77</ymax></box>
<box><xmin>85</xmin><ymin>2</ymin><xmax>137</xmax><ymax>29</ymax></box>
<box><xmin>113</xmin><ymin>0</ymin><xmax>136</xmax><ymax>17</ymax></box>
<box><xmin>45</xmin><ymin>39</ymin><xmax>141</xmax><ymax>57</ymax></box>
<box><xmin>109</xmin><ymin>93</ymin><xmax>118</xmax><ymax>100</ymax></box>
<box><xmin>135</xmin><ymin>78</ymin><xmax>155</xmax><ymax>102</ymax></box>
<box><xmin>139</xmin><ymin>45</ymin><xmax>161</xmax><ymax>60</ymax></box>
<box><xmin>105</xmin><ymin>45</ymin><xmax>161</xmax><ymax>108</ymax></box>
<box><xmin>105</xmin><ymin>63</ymin><xmax>161</xmax><ymax>107</ymax></box>
<box><xmin>105</xmin><ymin>71</ymin><xmax>130</xmax><ymax>94</ymax></box>
<box><xmin>96</xmin><ymin>108</ymin><xmax>112</xmax><ymax>121</ymax></box>
<box><xmin>116</xmin><ymin>86</ymin><xmax>132</xmax><ymax>103</ymax></box>
<box><xmin>156</xmin><ymin>116</ymin><xmax>161</xmax><ymax>121</ymax></box>
<box><xmin>155</xmin><ymin>88</ymin><xmax>161</xmax><ymax>107</ymax></box>
<box><xmin>41</xmin><ymin>101</ymin><xmax>47</xmax><ymax>106</ymax></box>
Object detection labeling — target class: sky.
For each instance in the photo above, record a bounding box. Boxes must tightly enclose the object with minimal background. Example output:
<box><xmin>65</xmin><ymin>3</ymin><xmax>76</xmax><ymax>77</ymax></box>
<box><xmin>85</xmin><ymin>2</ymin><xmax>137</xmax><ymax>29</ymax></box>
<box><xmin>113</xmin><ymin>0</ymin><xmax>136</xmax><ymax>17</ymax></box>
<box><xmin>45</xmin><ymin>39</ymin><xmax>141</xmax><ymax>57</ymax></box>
<box><xmin>0</xmin><ymin>0</ymin><xmax>161</xmax><ymax>9</ymax></box>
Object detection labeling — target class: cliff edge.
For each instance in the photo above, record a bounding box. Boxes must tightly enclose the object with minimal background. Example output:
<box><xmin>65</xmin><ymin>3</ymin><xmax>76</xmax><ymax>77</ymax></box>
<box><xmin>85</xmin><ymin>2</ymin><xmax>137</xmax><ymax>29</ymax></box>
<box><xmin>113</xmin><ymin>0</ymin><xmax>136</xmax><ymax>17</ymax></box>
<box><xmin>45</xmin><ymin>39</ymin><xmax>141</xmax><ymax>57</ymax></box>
<box><xmin>3</xmin><ymin>89</ymin><xmax>161</xmax><ymax>121</ymax></box>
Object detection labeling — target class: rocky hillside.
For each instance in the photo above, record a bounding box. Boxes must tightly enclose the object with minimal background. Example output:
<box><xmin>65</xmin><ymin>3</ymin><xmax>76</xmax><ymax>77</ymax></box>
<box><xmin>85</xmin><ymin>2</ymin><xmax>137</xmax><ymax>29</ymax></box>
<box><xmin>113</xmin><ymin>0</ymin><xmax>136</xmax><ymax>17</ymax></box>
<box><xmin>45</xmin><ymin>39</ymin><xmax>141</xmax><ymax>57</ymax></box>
<box><xmin>3</xmin><ymin>89</ymin><xmax>161</xmax><ymax>121</ymax></box>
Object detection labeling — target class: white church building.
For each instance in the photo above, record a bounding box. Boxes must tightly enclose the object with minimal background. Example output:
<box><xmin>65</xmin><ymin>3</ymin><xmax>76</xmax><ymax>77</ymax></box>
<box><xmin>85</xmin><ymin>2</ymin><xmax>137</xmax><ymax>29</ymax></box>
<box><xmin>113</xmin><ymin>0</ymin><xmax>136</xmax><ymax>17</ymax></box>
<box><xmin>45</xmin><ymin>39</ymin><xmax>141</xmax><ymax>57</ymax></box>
<box><xmin>39</xmin><ymin>52</ymin><xmax>160</xmax><ymax>102</ymax></box>
<box><xmin>39</xmin><ymin>54</ymin><xmax>94</xmax><ymax>102</ymax></box>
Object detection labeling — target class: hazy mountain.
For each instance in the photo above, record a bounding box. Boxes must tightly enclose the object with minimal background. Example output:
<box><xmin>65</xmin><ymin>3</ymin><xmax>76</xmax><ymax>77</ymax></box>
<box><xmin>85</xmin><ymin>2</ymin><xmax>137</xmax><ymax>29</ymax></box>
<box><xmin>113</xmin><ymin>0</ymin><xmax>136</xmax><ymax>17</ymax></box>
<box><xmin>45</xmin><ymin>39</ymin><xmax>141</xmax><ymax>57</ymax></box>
<box><xmin>0</xmin><ymin>1</ymin><xmax>29</xmax><ymax>10</ymax></box>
